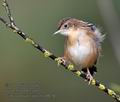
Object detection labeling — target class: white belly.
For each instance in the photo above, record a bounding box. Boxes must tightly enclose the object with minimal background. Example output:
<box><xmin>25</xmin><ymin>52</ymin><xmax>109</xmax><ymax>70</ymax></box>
<box><xmin>68</xmin><ymin>42</ymin><xmax>92</xmax><ymax>65</ymax></box>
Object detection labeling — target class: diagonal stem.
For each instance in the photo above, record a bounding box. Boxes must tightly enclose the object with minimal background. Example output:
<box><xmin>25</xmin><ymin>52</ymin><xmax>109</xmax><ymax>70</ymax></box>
<box><xmin>2</xmin><ymin>0</ymin><xmax>15</xmax><ymax>25</ymax></box>
<box><xmin>0</xmin><ymin>0</ymin><xmax>120</xmax><ymax>101</ymax></box>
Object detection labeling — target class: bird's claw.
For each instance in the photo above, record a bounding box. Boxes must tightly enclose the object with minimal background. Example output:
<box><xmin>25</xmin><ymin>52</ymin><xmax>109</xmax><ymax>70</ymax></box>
<box><xmin>55</xmin><ymin>57</ymin><xmax>66</xmax><ymax>66</ymax></box>
<box><xmin>86</xmin><ymin>73</ymin><xmax>93</xmax><ymax>85</ymax></box>
<box><xmin>85</xmin><ymin>69</ymin><xmax>94</xmax><ymax>85</ymax></box>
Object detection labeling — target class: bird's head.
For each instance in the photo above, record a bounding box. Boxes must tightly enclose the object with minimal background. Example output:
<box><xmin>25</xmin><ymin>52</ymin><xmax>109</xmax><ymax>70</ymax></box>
<box><xmin>54</xmin><ymin>18</ymin><xmax>95</xmax><ymax>36</ymax></box>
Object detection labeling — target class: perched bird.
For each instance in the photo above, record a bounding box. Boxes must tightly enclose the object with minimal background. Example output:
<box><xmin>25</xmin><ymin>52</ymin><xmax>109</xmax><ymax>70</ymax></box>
<box><xmin>54</xmin><ymin>18</ymin><xmax>104</xmax><ymax>82</ymax></box>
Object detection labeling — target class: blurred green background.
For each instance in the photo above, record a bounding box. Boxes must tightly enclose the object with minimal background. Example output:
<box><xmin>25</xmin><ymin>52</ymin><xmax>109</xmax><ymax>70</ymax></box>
<box><xmin>0</xmin><ymin>0</ymin><xmax>120</xmax><ymax>102</ymax></box>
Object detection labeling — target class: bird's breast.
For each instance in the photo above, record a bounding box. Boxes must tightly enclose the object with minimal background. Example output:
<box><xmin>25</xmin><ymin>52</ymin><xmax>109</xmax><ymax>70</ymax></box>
<box><xmin>66</xmin><ymin>39</ymin><xmax>97</xmax><ymax>68</ymax></box>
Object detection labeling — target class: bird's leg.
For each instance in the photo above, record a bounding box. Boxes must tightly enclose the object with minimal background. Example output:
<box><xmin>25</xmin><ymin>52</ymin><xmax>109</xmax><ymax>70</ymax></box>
<box><xmin>55</xmin><ymin>57</ymin><xmax>66</xmax><ymax>66</ymax></box>
<box><xmin>86</xmin><ymin>68</ymin><xmax>93</xmax><ymax>84</ymax></box>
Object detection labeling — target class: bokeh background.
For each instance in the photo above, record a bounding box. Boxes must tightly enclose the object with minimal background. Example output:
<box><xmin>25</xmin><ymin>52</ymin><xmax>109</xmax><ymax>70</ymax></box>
<box><xmin>0</xmin><ymin>0</ymin><xmax>120</xmax><ymax>102</ymax></box>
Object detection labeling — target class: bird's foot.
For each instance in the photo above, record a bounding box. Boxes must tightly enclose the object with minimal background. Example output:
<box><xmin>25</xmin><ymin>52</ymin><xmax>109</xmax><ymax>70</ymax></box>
<box><xmin>55</xmin><ymin>57</ymin><xmax>66</xmax><ymax>66</ymax></box>
<box><xmin>86</xmin><ymin>69</ymin><xmax>93</xmax><ymax>85</ymax></box>
<box><xmin>86</xmin><ymin>73</ymin><xmax>93</xmax><ymax>85</ymax></box>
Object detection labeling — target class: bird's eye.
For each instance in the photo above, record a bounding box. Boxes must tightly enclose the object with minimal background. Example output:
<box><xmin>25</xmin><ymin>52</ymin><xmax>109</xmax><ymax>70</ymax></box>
<box><xmin>64</xmin><ymin>24</ymin><xmax>68</xmax><ymax>28</ymax></box>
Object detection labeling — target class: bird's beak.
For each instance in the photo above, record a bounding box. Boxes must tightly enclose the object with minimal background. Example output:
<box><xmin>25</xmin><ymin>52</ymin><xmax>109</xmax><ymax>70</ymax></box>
<box><xmin>53</xmin><ymin>30</ymin><xmax>61</xmax><ymax>35</ymax></box>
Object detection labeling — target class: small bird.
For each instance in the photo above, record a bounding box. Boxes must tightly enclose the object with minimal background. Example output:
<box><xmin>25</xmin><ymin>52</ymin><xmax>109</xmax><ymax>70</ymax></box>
<box><xmin>54</xmin><ymin>18</ymin><xmax>104</xmax><ymax>83</ymax></box>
